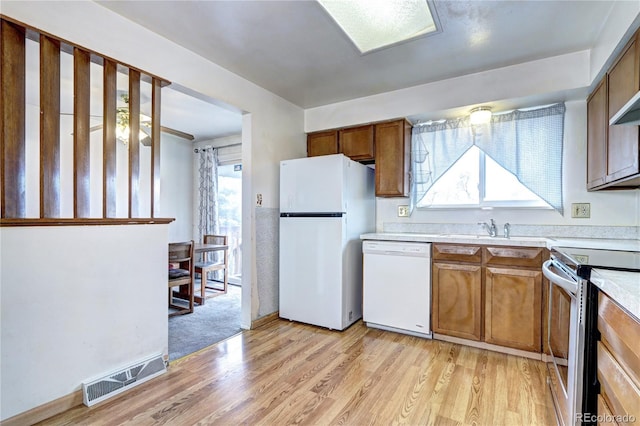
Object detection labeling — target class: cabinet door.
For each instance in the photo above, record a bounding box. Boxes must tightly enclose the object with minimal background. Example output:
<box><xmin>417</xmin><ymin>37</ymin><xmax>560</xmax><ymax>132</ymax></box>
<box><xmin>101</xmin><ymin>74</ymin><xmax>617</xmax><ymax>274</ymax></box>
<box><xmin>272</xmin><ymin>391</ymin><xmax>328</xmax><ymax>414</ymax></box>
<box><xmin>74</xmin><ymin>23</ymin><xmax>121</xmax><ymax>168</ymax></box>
<box><xmin>485</xmin><ymin>267</ymin><xmax>542</xmax><ymax>352</ymax></box>
<box><xmin>374</xmin><ymin>119</ymin><xmax>410</xmax><ymax>197</ymax></box>
<box><xmin>587</xmin><ymin>76</ymin><xmax>608</xmax><ymax>189</ymax></box>
<box><xmin>339</xmin><ymin>125</ymin><xmax>374</xmax><ymax>161</ymax></box>
<box><xmin>307</xmin><ymin>131</ymin><xmax>338</xmax><ymax>157</ymax></box>
<box><xmin>432</xmin><ymin>262</ymin><xmax>482</xmax><ymax>341</ymax></box>
<box><xmin>607</xmin><ymin>36</ymin><xmax>640</xmax><ymax>183</ymax></box>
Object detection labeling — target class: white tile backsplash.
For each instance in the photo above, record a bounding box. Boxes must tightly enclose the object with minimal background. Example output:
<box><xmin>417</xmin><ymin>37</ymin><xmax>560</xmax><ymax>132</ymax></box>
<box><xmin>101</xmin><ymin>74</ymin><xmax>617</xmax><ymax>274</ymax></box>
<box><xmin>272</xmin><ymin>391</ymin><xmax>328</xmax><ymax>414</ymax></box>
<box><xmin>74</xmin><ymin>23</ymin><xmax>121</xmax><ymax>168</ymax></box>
<box><xmin>383</xmin><ymin>222</ymin><xmax>640</xmax><ymax>240</ymax></box>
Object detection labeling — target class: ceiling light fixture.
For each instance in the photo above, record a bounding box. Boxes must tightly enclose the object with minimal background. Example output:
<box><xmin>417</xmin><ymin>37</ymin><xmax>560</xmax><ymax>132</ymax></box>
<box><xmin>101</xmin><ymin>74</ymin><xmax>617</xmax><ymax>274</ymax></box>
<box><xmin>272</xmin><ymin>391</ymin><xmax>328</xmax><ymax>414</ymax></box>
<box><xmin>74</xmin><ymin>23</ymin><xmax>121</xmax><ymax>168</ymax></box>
<box><xmin>469</xmin><ymin>106</ymin><xmax>492</xmax><ymax>125</ymax></box>
<box><xmin>115</xmin><ymin>107</ymin><xmax>152</xmax><ymax>146</ymax></box>
<box><xmin>317</xmin><ymin>0</ymin><xmax>439</xmax><ymax>54</ymax></box>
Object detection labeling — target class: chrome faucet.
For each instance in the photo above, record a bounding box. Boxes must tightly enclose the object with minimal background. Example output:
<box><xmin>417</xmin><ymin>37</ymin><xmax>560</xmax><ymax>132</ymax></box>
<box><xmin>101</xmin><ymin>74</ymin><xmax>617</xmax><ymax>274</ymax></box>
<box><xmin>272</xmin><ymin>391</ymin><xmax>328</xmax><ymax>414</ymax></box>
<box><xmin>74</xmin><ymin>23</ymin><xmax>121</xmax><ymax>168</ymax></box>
<box><xmin>479</xmin><ymin>219</ymin><xmax>497</xmax><ymax>237</ymax></box>
<box><xmin>504</xmin><ymin>222</ymin><xmax>511</xmax><ymax>239</ymax></box>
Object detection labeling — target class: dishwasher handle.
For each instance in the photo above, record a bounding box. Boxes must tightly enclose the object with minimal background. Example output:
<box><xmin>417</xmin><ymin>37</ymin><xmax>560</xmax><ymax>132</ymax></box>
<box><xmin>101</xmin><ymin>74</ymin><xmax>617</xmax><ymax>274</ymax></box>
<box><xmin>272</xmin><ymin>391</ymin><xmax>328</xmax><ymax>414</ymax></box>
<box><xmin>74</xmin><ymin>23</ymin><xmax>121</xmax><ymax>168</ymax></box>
<box><xmin>363</xmin><ymin>241</ymin><xmax>431</xmax><ymax>257</ymax></box>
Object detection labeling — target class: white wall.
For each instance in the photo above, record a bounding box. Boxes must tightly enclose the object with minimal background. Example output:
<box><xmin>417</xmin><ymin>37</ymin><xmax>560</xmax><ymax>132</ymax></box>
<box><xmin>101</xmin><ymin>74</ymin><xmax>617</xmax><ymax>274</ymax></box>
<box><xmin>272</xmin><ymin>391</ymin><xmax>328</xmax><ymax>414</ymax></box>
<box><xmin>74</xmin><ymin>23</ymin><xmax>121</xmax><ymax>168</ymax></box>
<box><xmin>1</xmin><ymin>0</ymin><xmax>305</xmax><ymax>420</ymax></box>
<box><xmin>160</xmin><ymin>134</ymin><xmax>194</xmax><ymax>242</ymax></box>
<box><xmin>304</xmin><ymin>50</ymin><xmax>590</xmax><ymax>132</ymax></box>
<box><xmin>0</xmin><ymin>224</ymin><xmax>168</xmax><ymax>420</ymax></box>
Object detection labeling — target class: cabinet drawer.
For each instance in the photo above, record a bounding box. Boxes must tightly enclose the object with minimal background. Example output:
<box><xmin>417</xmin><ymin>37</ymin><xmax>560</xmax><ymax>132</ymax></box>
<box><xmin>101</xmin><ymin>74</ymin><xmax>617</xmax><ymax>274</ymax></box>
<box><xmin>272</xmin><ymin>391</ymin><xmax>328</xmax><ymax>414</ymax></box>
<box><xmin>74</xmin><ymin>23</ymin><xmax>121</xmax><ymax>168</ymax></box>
<box><xmin>597</xmin><ymin>342</ymin><xmax>640</xmax><ymax>421</ymax></box>
<box><xmin>432</xmin><ymin>244</ymin><xmax>482</xmax><ymax>263</ymax></box>
<box><xmin>598</xmin><ymin>292</ymin><xmax>640</xmax><ymax>389</ymax></box>
<box><xmin>484</xmin><ymin>246</ymin><xmax>543</xmax><ymax>268</ymax></box>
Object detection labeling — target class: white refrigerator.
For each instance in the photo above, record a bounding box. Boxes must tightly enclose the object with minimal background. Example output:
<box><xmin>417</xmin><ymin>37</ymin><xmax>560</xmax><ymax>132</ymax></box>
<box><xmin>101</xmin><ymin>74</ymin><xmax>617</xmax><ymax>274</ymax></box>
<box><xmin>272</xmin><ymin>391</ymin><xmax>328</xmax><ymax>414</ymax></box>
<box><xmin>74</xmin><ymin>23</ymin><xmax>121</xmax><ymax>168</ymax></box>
<box><xmin>279</xmin><ymin>154</ymin><xmax>375</xmax><ymax>330</ymax></box>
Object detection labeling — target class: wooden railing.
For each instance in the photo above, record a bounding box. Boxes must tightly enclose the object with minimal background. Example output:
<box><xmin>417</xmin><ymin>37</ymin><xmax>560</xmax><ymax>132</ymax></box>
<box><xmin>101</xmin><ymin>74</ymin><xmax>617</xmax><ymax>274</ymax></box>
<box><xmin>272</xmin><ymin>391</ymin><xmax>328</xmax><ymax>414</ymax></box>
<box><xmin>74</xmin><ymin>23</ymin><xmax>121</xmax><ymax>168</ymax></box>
<box><xmin>0</xmin><ymin>16</ymin><xmax>173</xmax><ymax>226</ymax></box>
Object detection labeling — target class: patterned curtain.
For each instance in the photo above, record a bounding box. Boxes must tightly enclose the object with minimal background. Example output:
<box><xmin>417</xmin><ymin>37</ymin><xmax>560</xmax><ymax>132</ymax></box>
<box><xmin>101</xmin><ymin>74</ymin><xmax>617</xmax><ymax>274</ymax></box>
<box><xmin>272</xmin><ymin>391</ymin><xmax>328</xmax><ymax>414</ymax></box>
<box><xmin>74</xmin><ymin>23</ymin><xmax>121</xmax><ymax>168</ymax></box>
<box><xmin>197</xmin><ymin>147</ymin><xmax>220</xmax><ymax>243</ymax></box>
<box><xmin>411</xmin><ymin>103</ymin><xmax>565</xmax><ymax>214</ymax></box>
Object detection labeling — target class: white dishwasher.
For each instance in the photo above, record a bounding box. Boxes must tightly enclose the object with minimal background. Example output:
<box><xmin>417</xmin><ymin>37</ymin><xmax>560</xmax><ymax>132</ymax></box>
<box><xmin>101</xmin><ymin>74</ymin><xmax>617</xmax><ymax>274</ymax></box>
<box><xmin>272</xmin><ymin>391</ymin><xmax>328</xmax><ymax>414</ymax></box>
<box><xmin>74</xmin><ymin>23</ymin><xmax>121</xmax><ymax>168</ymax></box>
<box><xmin>362</xmin><ymin>240</ymin><xmax>432</xmax><ymax>338</ymax></box>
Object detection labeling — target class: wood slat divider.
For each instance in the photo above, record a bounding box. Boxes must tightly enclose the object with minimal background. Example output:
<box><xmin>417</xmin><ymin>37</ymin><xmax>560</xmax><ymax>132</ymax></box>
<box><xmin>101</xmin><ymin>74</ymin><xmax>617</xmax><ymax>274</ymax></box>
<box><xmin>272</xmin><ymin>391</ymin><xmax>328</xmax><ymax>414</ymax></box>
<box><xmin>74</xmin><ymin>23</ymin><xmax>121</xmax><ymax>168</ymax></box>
<box><xmin>103</xmin><ymin>59</ymin><xmax>117</xmax><ymax>218</ymax></box>
<box><xmin>73</xmin><ymin>47</ymin><xmax>91</xmax><ymax>218</ymax></box>
<box><xmin>0</xmin><ymin>17</ymin><xmax>173</xmax><ymax>226</ymax></box>
<box><xmin>39</xmin><ymin>35</ymin><xmax>61</xmax><ymax>218</ymax></box>
<box><xmin>0</xmin><ymin>218</ymin><xmax>174</xmax><ymax>227</ymax></box>
<box><xmin>1</xmin><ymin>20</ymin><xmax>26</xmax><ymax>218</ymax></box>
<box><xmin>151</xmin><ymin>78</ymin><xmax>162</xmax><ymax>217</ymax></box>
<box><xmin>128</xmin><ymin>69</ymin><xmax>140</xmax><ymax>218</ymax></box>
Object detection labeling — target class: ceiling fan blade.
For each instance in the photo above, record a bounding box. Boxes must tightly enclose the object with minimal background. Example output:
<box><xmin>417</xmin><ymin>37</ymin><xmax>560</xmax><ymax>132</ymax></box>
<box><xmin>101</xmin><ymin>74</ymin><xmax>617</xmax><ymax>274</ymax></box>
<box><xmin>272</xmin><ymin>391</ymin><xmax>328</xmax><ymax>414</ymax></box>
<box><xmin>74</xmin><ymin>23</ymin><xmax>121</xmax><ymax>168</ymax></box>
<box><xmin>160</xmin><ymin>126</ymin><xmax>195</xmax><ymax>141</ymax></box>
<box><xmin>89</xmin><ymin>123</ymin><xmax>194</xmax><ymax>142</ymax></box>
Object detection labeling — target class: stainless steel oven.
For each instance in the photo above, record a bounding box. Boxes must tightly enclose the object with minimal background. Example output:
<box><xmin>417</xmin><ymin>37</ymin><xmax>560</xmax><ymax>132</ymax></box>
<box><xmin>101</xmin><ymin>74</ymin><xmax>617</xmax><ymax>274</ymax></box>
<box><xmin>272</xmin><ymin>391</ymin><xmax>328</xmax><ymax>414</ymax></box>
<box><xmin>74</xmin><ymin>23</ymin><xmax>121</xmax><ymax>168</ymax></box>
<box><xmin>545</xmin><ymin>245</ymin><xmax>640</xmax><ymax>426</ymax></box>
<box><xmin>543</xmin><ymin>257</ymin><xmax>587</xmax><ymax>426</ymax></box>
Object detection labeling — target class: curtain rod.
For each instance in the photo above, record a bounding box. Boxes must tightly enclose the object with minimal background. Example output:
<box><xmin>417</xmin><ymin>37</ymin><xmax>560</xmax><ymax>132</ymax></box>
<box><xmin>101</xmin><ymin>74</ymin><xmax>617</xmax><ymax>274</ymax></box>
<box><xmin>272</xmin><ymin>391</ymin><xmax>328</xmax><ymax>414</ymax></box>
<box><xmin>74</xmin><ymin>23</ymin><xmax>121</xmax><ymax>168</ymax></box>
<box><xmin>194</xmin><ymin>143</ymin><xmax>242</xmax><ymax>153</ymax></box>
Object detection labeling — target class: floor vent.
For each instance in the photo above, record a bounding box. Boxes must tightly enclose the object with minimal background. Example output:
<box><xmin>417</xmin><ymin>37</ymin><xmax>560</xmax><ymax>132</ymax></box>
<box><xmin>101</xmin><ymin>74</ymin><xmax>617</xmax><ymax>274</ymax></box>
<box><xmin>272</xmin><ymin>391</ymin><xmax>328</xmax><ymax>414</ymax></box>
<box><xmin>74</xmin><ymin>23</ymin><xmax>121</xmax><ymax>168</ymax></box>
<box><xmin>82</xmin><ymin>354</ymin><xmax>166</xmax><ymax>406</ymax></box>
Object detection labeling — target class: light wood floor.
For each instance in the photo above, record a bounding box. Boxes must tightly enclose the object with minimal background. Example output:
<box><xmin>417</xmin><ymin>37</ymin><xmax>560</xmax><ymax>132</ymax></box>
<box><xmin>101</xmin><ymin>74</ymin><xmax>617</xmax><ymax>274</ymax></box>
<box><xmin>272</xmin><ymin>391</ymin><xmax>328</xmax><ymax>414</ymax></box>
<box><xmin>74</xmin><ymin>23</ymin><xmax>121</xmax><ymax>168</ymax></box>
<box><xmin>39</xmin><ymin>320</ymin><xmax>555</xmax><ymax>425</ymax></box>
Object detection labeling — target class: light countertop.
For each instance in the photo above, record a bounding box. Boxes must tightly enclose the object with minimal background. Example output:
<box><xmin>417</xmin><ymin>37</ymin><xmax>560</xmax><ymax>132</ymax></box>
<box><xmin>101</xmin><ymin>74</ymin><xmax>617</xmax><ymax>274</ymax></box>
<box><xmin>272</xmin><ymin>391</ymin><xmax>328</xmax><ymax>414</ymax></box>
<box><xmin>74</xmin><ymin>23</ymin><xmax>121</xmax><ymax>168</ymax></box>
<box><xmin>360</xmin><ymin>232</ymin><xmax>640</xmax><ymax>251</ymax></box>
<box><xmin>590</xmin><ymin>269</ymin><xmax>640</xmax><ymax>321</ymax></box>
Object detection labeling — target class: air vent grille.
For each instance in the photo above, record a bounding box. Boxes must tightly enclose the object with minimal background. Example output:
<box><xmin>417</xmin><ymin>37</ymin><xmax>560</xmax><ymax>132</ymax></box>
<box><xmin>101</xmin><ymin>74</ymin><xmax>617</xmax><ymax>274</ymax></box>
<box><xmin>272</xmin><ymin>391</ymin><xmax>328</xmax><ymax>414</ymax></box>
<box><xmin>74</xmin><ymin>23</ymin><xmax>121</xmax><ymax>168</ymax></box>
<box><xmin>82</xmin><ymin>354</ymin><xmax>166</xmax><ymax>406</ymax></box>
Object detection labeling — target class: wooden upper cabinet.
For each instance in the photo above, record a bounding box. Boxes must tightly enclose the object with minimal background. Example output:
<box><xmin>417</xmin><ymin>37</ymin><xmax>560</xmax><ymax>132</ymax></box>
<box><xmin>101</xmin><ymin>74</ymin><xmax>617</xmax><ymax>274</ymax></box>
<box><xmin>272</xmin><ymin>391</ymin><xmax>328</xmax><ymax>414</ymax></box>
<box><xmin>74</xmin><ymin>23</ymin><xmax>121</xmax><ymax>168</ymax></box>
<box><xmin>339</xmin><ymin>125</ymin><xmax>374</xmax><ymax>162</ymax></box>
<box><xmin>307</xmin><ymin>130</ymin><xmax>338</xmax><ymax>157</ymax></box>
<box><xmin>607</xmin><ymin>34</ymin><xmax>640</xmax><ymax>184</ymax></box>
<box><xmin>586</xmin><ymin>27</ymin><xmax>640</xmax><ymax>190</ymax></box>
<box><xmin>587</xmin><ymin>76</ymin><xmax>608</xmax><ymax>189</ymax></box>
<box><xmin>485</xmin><ymin>267</ymin><xmax>542</xmax><ymax>352</ymax></box>
<box><xmin>374</xmin><ymin>119</ymin><xmax>411</xmax><ymax>197</ymax></box>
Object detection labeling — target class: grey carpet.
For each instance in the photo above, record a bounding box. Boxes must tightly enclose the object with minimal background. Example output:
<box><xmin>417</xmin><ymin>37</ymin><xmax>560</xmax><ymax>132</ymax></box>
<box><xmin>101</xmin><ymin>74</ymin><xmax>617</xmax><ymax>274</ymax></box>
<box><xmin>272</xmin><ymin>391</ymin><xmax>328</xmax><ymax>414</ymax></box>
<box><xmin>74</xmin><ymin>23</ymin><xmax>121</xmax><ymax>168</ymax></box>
<box><xmin>168</xmin><ymin>283</ymin><xmax>242</xmax><ymax>361</ymax></box>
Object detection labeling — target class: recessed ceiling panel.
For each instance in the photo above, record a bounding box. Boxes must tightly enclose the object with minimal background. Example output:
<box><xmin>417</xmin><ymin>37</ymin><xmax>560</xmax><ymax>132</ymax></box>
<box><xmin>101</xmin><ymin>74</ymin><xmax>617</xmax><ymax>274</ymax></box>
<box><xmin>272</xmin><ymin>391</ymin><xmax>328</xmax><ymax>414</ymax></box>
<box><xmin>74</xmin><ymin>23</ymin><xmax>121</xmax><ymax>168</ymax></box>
<box><xmin>317</xmin><ymin>0</ymin><xmax>438</xmax><ymax>54</ymax></box>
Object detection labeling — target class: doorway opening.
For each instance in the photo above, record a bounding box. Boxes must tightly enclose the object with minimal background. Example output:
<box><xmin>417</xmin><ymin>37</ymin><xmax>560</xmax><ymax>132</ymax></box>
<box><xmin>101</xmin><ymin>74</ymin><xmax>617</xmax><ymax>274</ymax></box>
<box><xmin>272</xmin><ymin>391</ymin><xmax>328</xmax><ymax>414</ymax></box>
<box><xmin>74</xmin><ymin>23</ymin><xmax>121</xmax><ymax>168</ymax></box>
<box><xmin>218</xmin><ymin>163</ymin><xmax>242</xmax><ymax>286</ymax></box>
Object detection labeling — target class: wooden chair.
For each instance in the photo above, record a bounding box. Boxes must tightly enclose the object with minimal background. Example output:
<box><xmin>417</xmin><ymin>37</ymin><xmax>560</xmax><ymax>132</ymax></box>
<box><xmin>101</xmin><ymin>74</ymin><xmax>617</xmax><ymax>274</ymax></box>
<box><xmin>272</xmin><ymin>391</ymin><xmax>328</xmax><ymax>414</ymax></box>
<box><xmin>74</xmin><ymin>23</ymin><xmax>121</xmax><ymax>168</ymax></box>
<box><xmin>195</xmin><ymin>234</ymin><xmax>229</xmax><ymax>301</ymax></box>
<box><xmin>168</xmin><ymin>240</ymin><xmax>195</xmax><ymax>316</ymax></box>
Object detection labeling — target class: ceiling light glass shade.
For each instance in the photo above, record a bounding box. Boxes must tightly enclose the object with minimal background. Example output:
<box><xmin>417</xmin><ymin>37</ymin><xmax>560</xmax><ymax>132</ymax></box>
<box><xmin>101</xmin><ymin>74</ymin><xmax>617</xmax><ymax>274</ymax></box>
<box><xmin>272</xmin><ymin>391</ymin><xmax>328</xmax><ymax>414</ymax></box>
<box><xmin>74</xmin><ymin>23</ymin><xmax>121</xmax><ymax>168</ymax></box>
<box><xmin>469</xmin><ymin>107</ymin><xmax>492</xmax><ymax>125</ymax></box>
<box><xmin>318</xmin><ymin>0</ymin><xmax>437</xmax><ymax>54</ymax></box>
<box><xmin>115</xmin><ymin>110</ymin><xmax>152</xmax><ymax>145</ymax></box>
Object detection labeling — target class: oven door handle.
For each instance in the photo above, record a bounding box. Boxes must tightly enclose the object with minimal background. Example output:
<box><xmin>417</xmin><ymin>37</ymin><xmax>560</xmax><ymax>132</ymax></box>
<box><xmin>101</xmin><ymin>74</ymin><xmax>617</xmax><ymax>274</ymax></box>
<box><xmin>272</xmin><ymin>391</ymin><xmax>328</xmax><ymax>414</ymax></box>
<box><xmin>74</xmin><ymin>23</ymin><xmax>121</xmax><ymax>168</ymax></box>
<box><xmin>543</xmin><ymin>259</ymin><xmax>578</xmax><ymax>295</ymax></box>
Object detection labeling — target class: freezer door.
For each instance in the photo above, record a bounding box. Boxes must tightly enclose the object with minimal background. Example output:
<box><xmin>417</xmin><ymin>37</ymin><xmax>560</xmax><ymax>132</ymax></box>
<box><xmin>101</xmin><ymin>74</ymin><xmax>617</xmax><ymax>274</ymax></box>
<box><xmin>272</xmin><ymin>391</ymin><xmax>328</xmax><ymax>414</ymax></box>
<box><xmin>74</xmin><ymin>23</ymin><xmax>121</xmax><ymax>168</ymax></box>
<box><xmin>279</xmin><ymin>216</ymin><xmax>345</xmax><ymax>329</ymax></box>
<box><xmin>280</xmin><ymin>154</ymin><xmax>346</xmax><ymax>213</ymax></box>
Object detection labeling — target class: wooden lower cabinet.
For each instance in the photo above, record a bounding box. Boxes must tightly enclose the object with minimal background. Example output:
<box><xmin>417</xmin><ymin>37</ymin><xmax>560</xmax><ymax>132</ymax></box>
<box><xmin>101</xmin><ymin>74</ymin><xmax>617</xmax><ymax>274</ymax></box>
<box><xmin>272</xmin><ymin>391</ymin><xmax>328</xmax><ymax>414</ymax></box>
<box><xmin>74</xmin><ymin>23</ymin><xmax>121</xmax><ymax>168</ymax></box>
<box><xmin>597</xmin><ymin>291</ymin><xmax>640</xmax><ymax>422</ymax></box>
<box><xmin>432</xmin><ymin>262</ymin><xmax>482</xmax><ymax>341</ymax></box>
<box><xmin>485</xmin><ymin>267</ymin><xmax>542</xmax><ymax>352</ymax></box>
<box><xmin>432</xmin><ymin>243</ymin><xmax>545</xmax><ymax>354</ymax></box>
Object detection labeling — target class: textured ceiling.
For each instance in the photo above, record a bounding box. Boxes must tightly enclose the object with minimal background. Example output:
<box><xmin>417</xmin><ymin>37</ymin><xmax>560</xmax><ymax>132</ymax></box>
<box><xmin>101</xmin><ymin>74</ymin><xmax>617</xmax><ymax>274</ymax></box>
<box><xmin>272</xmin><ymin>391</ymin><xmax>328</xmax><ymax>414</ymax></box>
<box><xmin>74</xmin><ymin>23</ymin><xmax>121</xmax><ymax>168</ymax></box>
<box><xmin>98</xmin><ymin>0</ymin><xmax>613</xmax><ymax>108</ymax></box>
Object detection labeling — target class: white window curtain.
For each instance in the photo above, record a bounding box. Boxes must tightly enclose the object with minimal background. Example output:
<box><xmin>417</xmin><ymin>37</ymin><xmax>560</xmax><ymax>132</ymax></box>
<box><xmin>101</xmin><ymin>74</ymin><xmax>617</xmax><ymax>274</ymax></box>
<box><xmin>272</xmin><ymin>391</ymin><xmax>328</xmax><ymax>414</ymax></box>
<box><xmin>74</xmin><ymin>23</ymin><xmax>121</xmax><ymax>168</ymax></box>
<box><xmin>196</xmin><ymin>147</ymin><xmax>220</xmax><ymax>243</ymax></box>
<box><xmin>410</xmin><ymin>103</ymin><xmax>565</xmax><ymax>214</ymax></box>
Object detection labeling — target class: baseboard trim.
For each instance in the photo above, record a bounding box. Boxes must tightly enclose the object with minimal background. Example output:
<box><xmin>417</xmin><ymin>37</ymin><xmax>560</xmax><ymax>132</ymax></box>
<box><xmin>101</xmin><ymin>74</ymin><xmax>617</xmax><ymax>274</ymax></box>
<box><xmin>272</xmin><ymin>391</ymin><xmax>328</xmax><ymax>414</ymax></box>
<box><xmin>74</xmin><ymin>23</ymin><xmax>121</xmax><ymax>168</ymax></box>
<box><xmin>1</xmin><ymin>390</ymin><xmax>83</xmax><ymax>426</ymax></box>
<box><xmin>433</xmin><ymin>333</ymin><xmax>543</xmax><ymax>361</ymax></box>
<box><xmin>251</xmin><ymin>311</ymin><xmax>279</xmax><ymax>329</ymax></box>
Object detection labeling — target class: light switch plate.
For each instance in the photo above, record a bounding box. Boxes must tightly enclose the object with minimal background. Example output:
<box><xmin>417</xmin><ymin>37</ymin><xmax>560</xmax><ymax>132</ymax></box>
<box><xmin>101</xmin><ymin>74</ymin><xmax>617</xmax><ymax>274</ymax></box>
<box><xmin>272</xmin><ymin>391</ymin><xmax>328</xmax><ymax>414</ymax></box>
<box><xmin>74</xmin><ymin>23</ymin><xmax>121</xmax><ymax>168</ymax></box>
<box><xmin>398</xmin><ymin>205</ymin><xmax>409</xmax><ymax>217</ymax></box>
<box><xmin>571</xmin><ymin>203</ymin><xmax>590</xmax><ymax>218</ymax></box>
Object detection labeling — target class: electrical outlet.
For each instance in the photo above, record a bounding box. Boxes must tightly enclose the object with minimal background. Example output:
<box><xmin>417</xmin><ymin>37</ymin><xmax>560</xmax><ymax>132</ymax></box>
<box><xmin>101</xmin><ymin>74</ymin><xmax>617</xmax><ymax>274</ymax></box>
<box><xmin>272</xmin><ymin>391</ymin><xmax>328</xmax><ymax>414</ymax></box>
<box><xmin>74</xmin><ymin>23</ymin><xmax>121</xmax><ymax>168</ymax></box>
<box><xmin>398</xmin><ymin>205</ymin><xmax>409</xmax><ymax>217</ymax></box>
<box><xmin>571</xmin><ymin>203</ymin><xmax>590</xmax><ymax>218</ymax></box>
<box><xmin>573</xmin><ymin>254</ymin><xmax>589</xmax><ymax>264</ymax></box>
<box><xmin>256</xmin><ymin>193</ymin><xmax>262</xmax><ymax>206</ymax></box>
